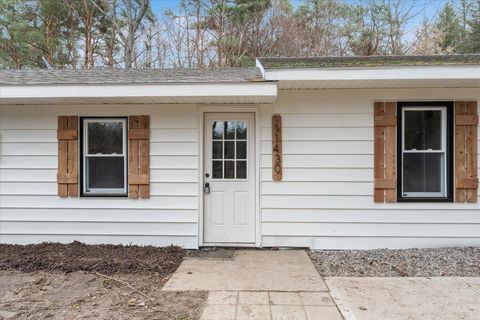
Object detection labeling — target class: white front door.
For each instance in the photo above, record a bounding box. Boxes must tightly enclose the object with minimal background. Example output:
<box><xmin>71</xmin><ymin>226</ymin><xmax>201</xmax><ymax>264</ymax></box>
<box><xmin>203</xmin><ymin>113</ymin><xmax>255</xmax><ymax>244</ymax></box>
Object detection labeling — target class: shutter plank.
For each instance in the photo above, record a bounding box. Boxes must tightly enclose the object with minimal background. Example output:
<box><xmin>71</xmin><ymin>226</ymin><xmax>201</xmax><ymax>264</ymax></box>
<box><xmin>455</xmin><ymin>102</ymin><xmax>467</xmax><ymax>203</ymax></box>
<box><xmin>138</xmin><ymin>115</ymin><xmax>150</xmax><ymax>199</ymax></box>
<box><xmin>58</xmin><ymin>116</ymin><xmax>68</xmax><ymax>197</ymax></box>
<box><xmin>67</xmin><ymin>116</ymin><xmax>78</xmax><ymax>197</ymax></box>
<box><xmin>465</xmin><ymin>101</ymin><xmax>478</xmax><ymax>203</ymax></box>
<box><xmin>128</xmin><ymin>116</ymin><xmax>139</xmax><ymax>198</ymax></box>
<box><xmin>374</xmin><ymin>102</ymin><xmax>385</xmax><ymax>203</ymax></box>
<box><xmin>385</xmin><ymin>102</ymin><xmax>396</xmax><ymax>203</ymax></box>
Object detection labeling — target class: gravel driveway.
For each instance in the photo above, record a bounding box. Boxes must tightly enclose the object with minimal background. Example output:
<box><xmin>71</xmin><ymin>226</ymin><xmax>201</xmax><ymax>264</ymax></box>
<box><xmin>309</xmin><ymin>247</ymin><xmax>480</xmax><ymax>277</ymax></box>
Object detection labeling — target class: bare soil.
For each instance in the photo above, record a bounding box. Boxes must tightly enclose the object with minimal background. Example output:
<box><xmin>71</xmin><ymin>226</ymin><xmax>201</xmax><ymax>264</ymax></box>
<box><xmin>0</xmin><ymin>271</ymin><xmax>206</xmax><ymax>320</ymax></box>
<box><xmin>0</xmin><ymin>242</ymin><xmax>207</xmax><ymax>320</ymax></box>
<box><xmin>0</xmin><ymin>241</ymin><xmax>184</xmax><ymax>275</ymax></box>
<box><xmin>309</xmin><ymin>247</ymin><xmax>480</xmax><ymax>277</ymax></box>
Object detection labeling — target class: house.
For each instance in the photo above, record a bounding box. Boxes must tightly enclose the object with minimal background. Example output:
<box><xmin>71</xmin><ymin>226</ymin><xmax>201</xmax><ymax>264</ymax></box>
<box><xmin>0</xmin><ymin>55</ymin><xmax>479</xmax><ymax>249</ymax></box>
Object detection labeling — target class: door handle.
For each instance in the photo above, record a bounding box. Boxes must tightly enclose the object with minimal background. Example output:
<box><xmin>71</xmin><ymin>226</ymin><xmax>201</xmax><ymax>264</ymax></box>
<box><xmin>204</xmin><ymin>182</ymin><xmax>210</xmax><ymax>194</ymax></box>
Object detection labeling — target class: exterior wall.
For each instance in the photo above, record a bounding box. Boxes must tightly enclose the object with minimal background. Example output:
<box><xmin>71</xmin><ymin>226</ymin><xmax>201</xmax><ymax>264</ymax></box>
<box><xmin>1</xmin><ymin>87</ymin><xmax>479</xmax><ymax>250</ymax></box>
<box><xmin>260</xmin><ymin>88</ymin><xmax>480</xmax><ymax>249</ymax></box>
<box><xmin>0</xmin><ymin>104</ymin><xmax>199</xmax><ymax>248</ymax></box>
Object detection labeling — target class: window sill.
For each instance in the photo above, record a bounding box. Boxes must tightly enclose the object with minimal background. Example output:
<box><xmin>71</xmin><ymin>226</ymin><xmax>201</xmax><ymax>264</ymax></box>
<box><xmin>80</xmin><ymin>194</ymin><xmax>128</xmax><ymax>198</ymax></box>
<box><xmin>396</xmin><ymin>197</ymin><xmax>453</xmax><ymax>203</ymax></box>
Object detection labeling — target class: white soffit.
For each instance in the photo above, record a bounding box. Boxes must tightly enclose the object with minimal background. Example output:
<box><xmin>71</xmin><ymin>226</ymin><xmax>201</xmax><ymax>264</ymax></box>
<box><xmin>0</xmin><ymin>82</ymin><xmax>277</xmax><ymax>105</ymax></box>
<box><xmin>259</xmin><ymin>66</ymin><xmax>480</xmax><ymax>89</ymax></box>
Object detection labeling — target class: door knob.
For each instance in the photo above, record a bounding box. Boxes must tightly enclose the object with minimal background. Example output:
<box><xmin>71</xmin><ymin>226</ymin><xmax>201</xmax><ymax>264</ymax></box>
<box><xmin>204</xmin><ymin>182</ymin><xmax>210</xmax><ymax>194</ymax></box>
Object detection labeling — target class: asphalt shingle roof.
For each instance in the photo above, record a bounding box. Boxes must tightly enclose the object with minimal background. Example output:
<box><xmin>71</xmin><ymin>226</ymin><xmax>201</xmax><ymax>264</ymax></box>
<box><xmin>257</xmin><ymin>55</ymin><xmax>480</xmax><ymax>69</ymax></box>
<box><xmin>0</xmin><ymin>68</ymin><xmax>264</xmax><ymax>85</ymax></box>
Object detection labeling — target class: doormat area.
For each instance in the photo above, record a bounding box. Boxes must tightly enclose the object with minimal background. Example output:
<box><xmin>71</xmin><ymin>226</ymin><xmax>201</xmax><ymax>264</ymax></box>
<box><xmin>185</xmin><ymin>248</ymin><xmax>237</xmax><ymax>261</ymax></box>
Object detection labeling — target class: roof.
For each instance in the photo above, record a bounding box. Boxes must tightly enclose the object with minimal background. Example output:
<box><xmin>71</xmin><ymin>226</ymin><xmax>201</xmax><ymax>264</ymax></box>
<box><xmin>0</xmin><ymin>68</ymin><xmax>264</xmax><ymax>85</ymax></box>
<box><xmin>257</xmin><ymin>55</ymin><xmax>480</xmax><ymax>69</ymax></box>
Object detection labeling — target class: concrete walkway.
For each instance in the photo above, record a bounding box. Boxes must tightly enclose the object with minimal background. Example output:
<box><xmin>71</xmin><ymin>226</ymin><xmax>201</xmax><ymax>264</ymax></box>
<box><xmin>163</xmin><ymin>250</ymin><xmax>343</xmax><ymax>320</ymax></box>
<box><xmin>326</xmin><ymin>277</ymin><xmax>480</xmax><ymax>320</ymax></box>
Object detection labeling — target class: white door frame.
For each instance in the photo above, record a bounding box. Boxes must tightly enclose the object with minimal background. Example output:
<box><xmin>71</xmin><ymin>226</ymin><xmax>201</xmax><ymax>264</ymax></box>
<box><xmin>197</xmin><ymin>105</ymin><xmax>261</xmax><ymax>247</ymax></box>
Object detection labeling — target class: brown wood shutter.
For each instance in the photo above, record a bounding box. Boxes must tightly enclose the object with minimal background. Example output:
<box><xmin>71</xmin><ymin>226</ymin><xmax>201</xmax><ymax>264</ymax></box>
<box><xmin>128</xmin><ymin>115</ymin><xmax>150</xmax><ymax>199</ymax></box>
<box><xmin>374</xmin><ymin>102</ymin><xmax>397</xmax><ymax>203</ymax></box>
<box><xmin>57</xmin><ymin>116</ymin><xmax>78</xmax><ymax>197</ymax></box>
<box><xmin>455</xmin><ymin>101</ymin><xmax>478</xmax><ymax>203</ymax></box>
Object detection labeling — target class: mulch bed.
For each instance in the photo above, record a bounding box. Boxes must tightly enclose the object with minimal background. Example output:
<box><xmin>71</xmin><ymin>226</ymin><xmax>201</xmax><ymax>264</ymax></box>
<box><xmin>309</xmin><ymin>247</ymin><xmax>480</xmax><ymax>277</ymax></box>
<box><xmin>0</xmin><ymin>241</ymin><xmax>185</xmax><ymax>275</ymax></box>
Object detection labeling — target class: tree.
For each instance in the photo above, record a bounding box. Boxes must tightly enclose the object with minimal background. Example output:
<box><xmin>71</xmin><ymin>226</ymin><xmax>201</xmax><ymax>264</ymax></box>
<box><xmin>412</xmin><ymin>18</ymin><xmax>453</xmax><ymax>55</ymax></box>
<box><xmin>436</xmin><ymin>2</ymin><xmax>462</xmax><ymax>53</ymax></box>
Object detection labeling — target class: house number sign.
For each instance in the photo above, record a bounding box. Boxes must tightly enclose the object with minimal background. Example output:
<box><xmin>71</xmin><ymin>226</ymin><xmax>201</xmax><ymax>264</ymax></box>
<box><xmin>272</xmin><ymin>114</ymin><xmax>282</xmax><ymax>181</ymax></box>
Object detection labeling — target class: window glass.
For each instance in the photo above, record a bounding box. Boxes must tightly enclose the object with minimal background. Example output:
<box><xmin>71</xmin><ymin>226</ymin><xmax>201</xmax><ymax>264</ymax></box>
<box><xmin>403</xmin><ymin>153</ymin><xmax>443</xmax><ymax>193</ymax></box>
<box><xmin>88</xmin><ymin>121</ymin><xmax>123</xmax><ymax>154</ymax></box>
<box><xmin>236</xmin><ymin>141</ymin><xmax>247</xmax><ymax>159</ymax></box>
<box><xmin>224</xmin><ymin>161</ymin><xmax>235</xmax><ymax>179</ymax></box>
<box><xmin>212</xmin><ymin>122</ymin><xmax>223</xmax><ymax>140</ymax></box>
<box><xmin>404</xmin><ymin>110</ymin><xmax>442</xmax><ymax>150</ymax></box>
<box><xmin>87</xmin><ymin>157</ymin><xmax>125</xmax><ymax>189</ymax></box>
<box><xmin>236</xmin><ymin>161</ymin><xmax>247</xmax><ymax>179</ymax></box>
<box><xmin>212</xmin><ymin>161</ymin><xmax>223</xmax><ymax>179</ymax></box>
<box><xmin>212</xmin><ymin>141</ymin><xmax>222</xmax><ymax>159</ymax></box>
<box><xmin>210</xmin><ymin>120</ymin><xmax>248</xmax><ymax>180</ymax></box>
<box><xmin>236</xmin><ymin>121</ymin><xmax>247</xmax><ymax>139</ymax></box>
<box><xmin>224</xmin><ymin>121</ymin><xmax>235</xmax><ymax>139</ymax></box>
<box><xmin>224</xmin><ymin>141</ymin><xmax>235</xmax><ymax>159</ymax></box>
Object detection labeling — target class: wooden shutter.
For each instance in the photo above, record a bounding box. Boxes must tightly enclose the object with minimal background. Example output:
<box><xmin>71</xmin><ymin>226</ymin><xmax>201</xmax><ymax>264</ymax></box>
<box><xmin>128</xmin><ymin>115</ymin><xmax>150</xmax><ymax>199</ymax></box>
<box><xmin>455</xmin><ymin>101</ymin><xmax>478</xmax><ymax>203</ymax></box>
<box><xmin>57</xmin><ymin>116</ymin><xmax>78</xmax><ymax>197</ymax></box>
<box><xmin>374</xmin><ymin>102</ymin><xmax>397</xmax><ymax>203</ymax></box>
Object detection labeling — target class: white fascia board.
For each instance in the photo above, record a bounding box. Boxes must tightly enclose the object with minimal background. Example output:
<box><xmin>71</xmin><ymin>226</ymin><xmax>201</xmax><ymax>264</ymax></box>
<box><xmin>263</xmin><ymin>66</ymin><xmax>480</xmax><ymax>82</ymax></box>
<box><xmin>0</xmin><ymin>82</ymin><xmax>277</xmax><ymax>100</ymax></box>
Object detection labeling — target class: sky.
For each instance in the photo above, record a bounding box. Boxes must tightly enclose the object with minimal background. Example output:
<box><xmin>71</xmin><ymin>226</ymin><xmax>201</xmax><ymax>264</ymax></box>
<box><xmin>149</xmin><ymin>0</ymin><xmax>452</xmax><ymax>43</ymax></box>
<box><xmin>149</xmin><ymin>0</ymin><xmax>451</xmax><ymax>22</ymax></box>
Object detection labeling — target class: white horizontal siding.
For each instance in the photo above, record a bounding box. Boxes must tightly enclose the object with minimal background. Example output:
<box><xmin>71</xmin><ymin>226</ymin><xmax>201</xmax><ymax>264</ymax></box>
<box><xmin>260</xmin><ymin>89</ymin><xmax>480</xmax><ymax>249</ymax></box>
<box><xmin>0</xmin><ymin>168</ymin><xmax>198</xmax><ymax>183</ymax></box>
<box><xmin>0</xmin><ymin>104</ymin><xmax>200</xmax><ymax>248</ymax></box>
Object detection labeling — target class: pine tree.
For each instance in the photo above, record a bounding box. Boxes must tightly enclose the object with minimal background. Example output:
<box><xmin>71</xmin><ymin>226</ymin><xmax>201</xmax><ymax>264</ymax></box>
<box><xmin>436</xmin><ymin>2</ymin><xmax>462</xmax><ymax>53</ymax></box>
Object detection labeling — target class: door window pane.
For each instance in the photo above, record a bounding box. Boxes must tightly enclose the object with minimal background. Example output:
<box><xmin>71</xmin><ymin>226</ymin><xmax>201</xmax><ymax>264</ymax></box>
<box><xmin>236</xmin><ymin>161</ymin><xmax>247</xmax><ymax>179</ymax></box>
<box><xmin>212</xmin><ymin>141</ymin><xmax>222</xmax><ymax>159</ymax></box>
<box><xmin>225</xmin><ymin>121</ymin><xmax>235</xmax><ymax>139</ymax></box>
<box><xmin>224</xmin><ymin>161</ymin><xmax>234</xmax><ymax>179</ymax></box>
<box><xmin>236</xmin><ymin>121</ymin><xmax>247</xmax><ymax>139</ymax></box>
<box><xmin>403</xmin><ymin>153</ymin><xmax>443</xmax><ymax>193</ymax></box>
<box><xmin>213</xmin><ymin>161</ymin><xmax>223</xmax><ymax>179</ymax></box>
<box><xmin>404</xmin><ymin>110</ymin><xmax>442</xmax><ymax>150</ymax></box>
<box><xmin>87</xmin><ymin>157</ymin><xmax>124</xmax><ymax>189</ymax></box>
<box><xmin>212</xmin><ymin>121</ymin><xmax>223</xmax><ymax>139</ymax></box>
<box><xmin>88</xmin><ymin>121</ymin><xmax>123</xmax><ymax>154</ymax></box>
<box><xmin>236</xmin><ymin>141</ymin><xmax>246</xmax><ymax>159</ymax></box>
<box><xmin>224</xmin><ymin>141</ymin><xmax>235</xmax><ymax>159</ymax></box>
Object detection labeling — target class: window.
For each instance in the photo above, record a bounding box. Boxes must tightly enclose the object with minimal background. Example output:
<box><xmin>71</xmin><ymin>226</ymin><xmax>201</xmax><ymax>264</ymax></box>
<box><xmin>397</xmin><ymin>102</ymin><xmax>453</xmax><ymax>201</ymax></box>
<box><xmin>211</xmin><ymin>120</ymin><xmax>248</xmax><ymax>179</ymax></box>
<box><xmin>81</xmin><ymin>118</ymin><xmax>127</xmax><ymax>196</ymax></box>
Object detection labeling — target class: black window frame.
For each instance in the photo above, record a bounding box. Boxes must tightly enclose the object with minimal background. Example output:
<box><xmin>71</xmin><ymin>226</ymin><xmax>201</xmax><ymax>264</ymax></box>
<box><xmin>397</xmin><ymin>101</ymin><xmax>454</xmax><ymax>202</ymax></box>
<box><xmin>80</xmin><ymin>116</ymin><xmax>128</xmax><ymax>197</ymax></box>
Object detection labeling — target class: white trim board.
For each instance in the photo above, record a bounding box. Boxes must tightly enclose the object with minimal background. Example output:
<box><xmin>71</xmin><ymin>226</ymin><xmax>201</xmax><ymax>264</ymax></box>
<box><xmin>0</xmin><ymin>83</ymin><xmax>277</xmax><ymax>105</ymax></box>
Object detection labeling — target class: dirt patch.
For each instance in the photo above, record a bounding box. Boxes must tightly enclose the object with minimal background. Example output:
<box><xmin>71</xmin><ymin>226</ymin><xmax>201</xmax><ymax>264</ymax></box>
<box><xmin>0</xmin><ymin>270</ymin><xmax>206</xmax><ymax>320</ymax></box>
<box><xmin>0</xmin><ymin>241</ymin><xmax>184</xmax><ymax>275</ymax></box>
<box><xmin>0</xmin><ymin>242</ymin><xmax>206</xmax><ymax>319</ymax></box>
<box><xmin>185</xmin><ymin>248</ymin><xmax>236</xmax><ymax>260</ymax></box>
<box><xmin>309</xmin><ymin>247</ymin><xmax>480</xmax><ymax>277</ymax></box>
